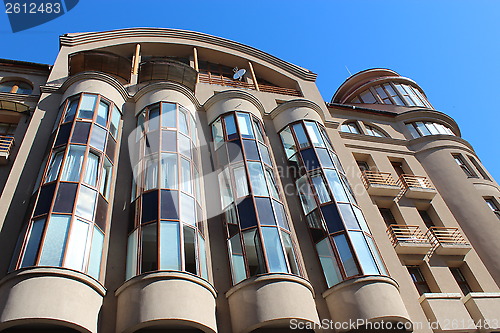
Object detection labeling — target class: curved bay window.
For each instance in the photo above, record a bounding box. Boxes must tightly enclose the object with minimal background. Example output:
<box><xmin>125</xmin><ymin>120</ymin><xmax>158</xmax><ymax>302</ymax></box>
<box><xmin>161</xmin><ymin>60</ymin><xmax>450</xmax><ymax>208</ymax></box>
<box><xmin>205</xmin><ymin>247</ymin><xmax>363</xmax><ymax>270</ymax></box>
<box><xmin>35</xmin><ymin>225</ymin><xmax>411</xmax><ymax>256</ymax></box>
<box><xmin>279</xmin><ymin>120</ymin><xmax>387</xmax><ymax>288</ymax></box>
<box><xmin>12</xmin><ymin>93</ymin><xmax>122</xmax><ymax>280</ymax></box>
<box><xmin>211</xmin><ymin>111</ymin><xmax>301</xmax><ymax>285</ymax></box>
<box><xmin>127</xmin><ymin>101</ymin><xmax>208</xmax><ymax>280</ymax></box>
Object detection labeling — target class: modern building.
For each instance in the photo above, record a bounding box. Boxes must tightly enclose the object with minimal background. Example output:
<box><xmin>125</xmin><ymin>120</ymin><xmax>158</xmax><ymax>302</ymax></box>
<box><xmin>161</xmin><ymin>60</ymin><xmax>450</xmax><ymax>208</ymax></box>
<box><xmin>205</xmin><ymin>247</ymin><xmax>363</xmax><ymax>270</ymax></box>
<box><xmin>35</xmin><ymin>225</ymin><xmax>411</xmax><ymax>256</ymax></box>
<box><xmin>0</xmin><ymin>28</ymin><xmax>499</xmax><ymax>333</ymax></box>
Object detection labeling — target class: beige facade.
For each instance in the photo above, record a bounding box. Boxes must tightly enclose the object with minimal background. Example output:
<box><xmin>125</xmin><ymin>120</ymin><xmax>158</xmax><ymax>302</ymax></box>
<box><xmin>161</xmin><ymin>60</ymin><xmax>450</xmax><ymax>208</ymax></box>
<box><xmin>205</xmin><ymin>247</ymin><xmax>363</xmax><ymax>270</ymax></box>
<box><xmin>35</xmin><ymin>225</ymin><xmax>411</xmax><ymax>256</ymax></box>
<box><xmin>0</xmin><ymin>28</ymin><xmax>498</xmax><ymax>333</ymax></box>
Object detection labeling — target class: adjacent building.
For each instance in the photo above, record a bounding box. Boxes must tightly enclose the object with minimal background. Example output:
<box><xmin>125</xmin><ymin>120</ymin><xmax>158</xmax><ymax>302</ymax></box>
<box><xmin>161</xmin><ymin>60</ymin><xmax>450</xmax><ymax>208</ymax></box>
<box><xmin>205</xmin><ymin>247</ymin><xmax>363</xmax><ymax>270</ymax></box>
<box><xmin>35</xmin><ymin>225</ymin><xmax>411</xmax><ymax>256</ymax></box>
<box><xmin>0</xmin><ymin>28</ymin><xmax>499</xmax><ymax>333</ymax></box>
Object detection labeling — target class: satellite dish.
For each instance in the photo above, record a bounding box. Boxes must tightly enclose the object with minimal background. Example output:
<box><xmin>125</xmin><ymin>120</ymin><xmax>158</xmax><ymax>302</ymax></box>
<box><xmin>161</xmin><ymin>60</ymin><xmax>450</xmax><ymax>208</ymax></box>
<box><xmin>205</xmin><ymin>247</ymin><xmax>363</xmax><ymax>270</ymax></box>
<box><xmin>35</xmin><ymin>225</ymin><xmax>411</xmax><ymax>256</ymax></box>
<box><xmin>233</xmin><ymin>68</ymin><xmax>247</xmax><ymax>80</ymax></box>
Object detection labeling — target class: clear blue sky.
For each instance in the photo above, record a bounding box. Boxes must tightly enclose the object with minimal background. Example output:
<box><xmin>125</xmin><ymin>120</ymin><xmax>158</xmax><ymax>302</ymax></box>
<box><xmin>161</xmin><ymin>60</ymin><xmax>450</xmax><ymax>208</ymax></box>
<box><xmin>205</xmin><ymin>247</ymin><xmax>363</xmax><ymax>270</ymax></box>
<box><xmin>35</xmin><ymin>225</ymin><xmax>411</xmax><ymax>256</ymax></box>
<box><xmin>1</xmin><ymin>0</ymin><xmax>499</xmax><ymax>181</ymax></box>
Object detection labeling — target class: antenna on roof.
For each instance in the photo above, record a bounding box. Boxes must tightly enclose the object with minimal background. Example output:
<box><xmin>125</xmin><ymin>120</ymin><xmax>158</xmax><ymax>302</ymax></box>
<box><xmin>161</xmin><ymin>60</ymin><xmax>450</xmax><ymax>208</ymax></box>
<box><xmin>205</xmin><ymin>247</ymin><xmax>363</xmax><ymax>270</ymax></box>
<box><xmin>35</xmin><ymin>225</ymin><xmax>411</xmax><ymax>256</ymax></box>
<box><xmin>345</xmin><ymin>65</ymin><xmax>352</xmax><ymax>76</ymax></box>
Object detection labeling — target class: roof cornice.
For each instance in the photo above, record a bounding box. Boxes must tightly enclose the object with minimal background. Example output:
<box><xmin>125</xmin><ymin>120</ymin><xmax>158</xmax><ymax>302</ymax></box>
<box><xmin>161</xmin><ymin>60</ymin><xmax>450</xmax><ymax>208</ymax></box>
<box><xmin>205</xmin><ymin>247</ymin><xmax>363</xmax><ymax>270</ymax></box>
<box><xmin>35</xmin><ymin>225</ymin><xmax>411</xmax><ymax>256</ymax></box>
<box><xmin>58</xmin><ymin>71</ymin><xmax>130</xmax><ymax>101</ymax></box>
<box><xmin>59</xmin><ymin>28</ymin><xmax>317</xmax><ymax>81</ymax></box>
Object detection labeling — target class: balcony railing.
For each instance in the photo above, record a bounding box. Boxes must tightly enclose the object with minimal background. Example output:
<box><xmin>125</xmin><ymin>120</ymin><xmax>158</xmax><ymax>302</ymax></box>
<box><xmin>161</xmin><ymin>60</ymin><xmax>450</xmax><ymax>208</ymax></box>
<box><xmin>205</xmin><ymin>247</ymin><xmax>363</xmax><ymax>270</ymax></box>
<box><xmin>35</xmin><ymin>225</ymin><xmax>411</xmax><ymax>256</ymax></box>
<box><xmin>398</xmin><ymin>174</ymin><xmax>436</xmax><ymax>200</ymax></box>
<box><xmin>198</xmin><ymin>73</ymin><xmax>302</xmax><ymax>97</ymax></box>
<box><xmin>362</xmin><ymin>171</ymin><xmax>401</xmax><ymax>196</ymax></box>
<box><xmin>426</xmin><ymin>227</ymin><xmax>471</xmax><ymax>255</ymax></box>
<box><xmin>387</xmin><ymin>224</ymin><xmax>432</xmax><ymax>255</ymax></box>
<box><xmin>0</xmin><ymin>135</ymin><xmax>14</xmax><ymax>163</ymax></box>
<box><xmin>138</xmin><ymin>60</ymin><xmax>198</xmax><ymax>92</ymax></box>
<box><xmin>258</xmin><ymin>83</ymin><xmax>302</xmax><ymax>97</ymax></box>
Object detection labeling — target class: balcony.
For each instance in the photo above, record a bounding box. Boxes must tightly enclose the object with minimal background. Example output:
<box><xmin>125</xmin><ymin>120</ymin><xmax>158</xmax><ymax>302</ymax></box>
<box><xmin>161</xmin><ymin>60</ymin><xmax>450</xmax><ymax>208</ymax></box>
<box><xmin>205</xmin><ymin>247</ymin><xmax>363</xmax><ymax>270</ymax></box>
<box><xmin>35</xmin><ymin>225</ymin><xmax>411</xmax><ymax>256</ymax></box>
<box><xmin>362</xmin><ymin>171</ymin><xmax>401</xmax><ymax>197</ymax></box>
<box><xmin>399</xmin><ymin>174</ymin><xmax>437</xmax><ymax>200</ymax></box>
<box><xmin>426</xmin><ymin>227</ymin><xmax>471</xmax><ymax>256</ymax></box>
<box><xmin>419</xmin><ymin>293</ymin><xmax>476</xmax><ymax>332</ymax></box>
<box><xmin>138</xmin><ymin>59</ymin><xmax>198</xmax><ymax>92</ymax></box>
<box><xmin>387</xmin><ymin>224</ymin><xmax>432</xmax><ymax>255</ymax></box>
<box><xmin>69</xmin><ymin>51</ymin><xmax>132</xmax><ymax>83</ymax></box>
<box><xmin>0</xmin><ymin>135</ymin><xmax>14</xmax><ymax>164</ymax></box>
<box><xmin>463</xmin><ymin>293</ymin><xmax>500</xmax><ymax>332</ymax></box>
<box><xmin>198</xmin><ymin>73</ymin><xmax>302</xmax><ymax>97</ymax></box>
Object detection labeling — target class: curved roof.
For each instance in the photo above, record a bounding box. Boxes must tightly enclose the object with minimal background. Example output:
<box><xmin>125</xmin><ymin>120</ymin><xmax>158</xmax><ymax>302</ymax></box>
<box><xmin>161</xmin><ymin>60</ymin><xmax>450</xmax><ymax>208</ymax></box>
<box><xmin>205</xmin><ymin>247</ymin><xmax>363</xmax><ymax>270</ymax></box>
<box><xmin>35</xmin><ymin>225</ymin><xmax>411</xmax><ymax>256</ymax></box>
<box><xmin>331</xmin><ymin>68</ymin><xmax>427</xmax><ymax>103</ymax></box>
<box><xmin>59</xmin><ymin>28</ymin><xmax>317</xmax><ymax>82</ymax></box>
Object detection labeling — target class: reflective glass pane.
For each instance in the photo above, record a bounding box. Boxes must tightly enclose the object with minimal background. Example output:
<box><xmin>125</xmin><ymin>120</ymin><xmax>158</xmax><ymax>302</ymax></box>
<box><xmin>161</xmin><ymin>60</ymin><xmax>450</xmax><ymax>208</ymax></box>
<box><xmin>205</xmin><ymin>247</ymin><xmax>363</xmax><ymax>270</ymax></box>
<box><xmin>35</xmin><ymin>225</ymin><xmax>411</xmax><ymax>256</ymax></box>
<box><xmin>248</xmin><ymin>161</ymin><xmax>269</xmax><ymax>197</ymax></box>
<box><xmin>237</xmin><ymin>197</ymin><xmax>257</xmax><ymax>229</ymax></box>
<box><xmin>88</xmin><ymin>226</ymin><xmax>104</xmax><ymax>279</ymax></box>
<box><xmin>46</xmin><ymin>151</ymin><xmax>64</xmax><ymax>183</ymax></box>
<box><xmin>360</xmin><ymin>90</ymin><xmax>377</xmax><ymax>103</ymax></box>
<box><xmin>179</xmin><ymin>107</ymin><xmax>189</xmax><ymax>135</ymax></box>
<box><xmin>366</xmin><ymin>235</ymin><xmax>387</xmax><ymax>275</ymax></box>
<box><xmin>179</xmin><ymin>134</ymin><xmax>191</xmax><ymax>158</ymax></box>
<box><xmin>349</xmin><ymin>231</ymin><xmax>379</xmax><ymax>275</ymax></box>
<box><xmin>160</xmin><ymin>153</ymin><xmax>177</xmax><ymax>189</ymax></box>
<box><xmin>262</xmin><ymin>227</ymin><xmax>288</xmax><ymax>273</ymax></box>
<box><xmin>229</xmin><ymin>234</ymin><xmax>246</xmax><ymax>283</ymax></box>
<box><xmin>64</xmin><ymin>219</ymin><xmax>89</xmax><ymax>271</ymax></box>
<box><xmin>305</xmin><ymin>122</ymin><xmax>325</xmax><ymax>147</ymax></box>
<box><xmin>233</xmin><ymin>165</ymin><xmax>249</xmax><ymax>198</ymax></box>
<box><xmin>71</xmin><ymin>121</ymin><xmax>91</xmax><ymax>144</ymax></box>
<box><xmin>292</xmin><ymin>123</ymin><xmax>309</xmax><ymax>149</ymax></box>
<box><xmin>183</xmin><ymin>226</ymin><xmax>196</xmax><ymax>274</ymax></box>
<box><xmin>224</xmin><ymin>114</ymin><xmax>238</xmax><ymax>140</ymax></box>
<box><xmin>90</xmin><ymin>125</ymin><xmax>107</xmax><ymax>152</ymax></box>
<box><xmin>353</xmin><ymin>206</ymin><xmax>370</xmax><ymax>233</ymax></box>
<box><xmin>338</xmin><ymin>203</ymin><xmax>360</xmax><ymax>230</ymax></box>
<box><xmin>296</xmin><ymin>175</ymin><xmax>317</xmax><ymax>214</ymax></box>
<box><xmin>83</xmin><ymin>152</ymin><xmax>99</xmax><ymax>187</ymax></box>
<box><xmin>198</xmin><ymin>234</ymin><xmax>208</xmax><ymax>279</ymax></box>
<box><xmin>264</xmin><ymin>167</ymin><xmax>279</xmax><ymax>200</ymax></box>
<box><xmin>316</xmin><ymin>238</ymin><xmax>342</xmax><ymax>287</ymax></box>
<box><xmin>212</xmin><ymin>119</ymin><xmax>224</xmax><ymax>150</ymax></box>
<box><xmin>61</xmin><ymin>145</ymin><xmax>86</xmax><ymax>182</ymax></box>
<box><xmin>243</xmin><ymin>229</ymin><xmax>265</xmax><ymax>275</ymax></box>
<box><xmin>99</xmin><ymin>158</ymin><xmax>113</xmax><ymax>198</ymax></box>
<box><xmin>281</xmin><ymin>231</ymin><xmax>299</xmax><ymax>275</ymax></box>
<box><xmin>253</xmin><ymin>119</ymin><xmax>264</xmax><ymax>143</ymax></box>
<box><xmin>406</xmin><ymin>123</ymin><xmax>420</xmax><ymax>138</ymax></box>
<box><xmin>316</xmin><ymin>148</ymin><xmax>334</xmax><ymax>168</ymax></box>
<box><xmin>148</xmin><ymin>106</ymin><xmax>160</xmax><ymax>132</ymax></box>
<box><xmin>136</xmin><ymin>112</ymin><xmax>145</xmax><ymax>141</ymax></box>
<box><xmin>77</xmin><ymin>94</ymin><xmax>97</xmax><ymax>119</ymax></box>
<box><xmin>161</xmin><ymin>102</ymin><xmax>176</xmax><ymax>128</ymax></box>
<box><xmin>160</xmin><ymin>190</ymin><xmax>179</xmax><ymax>220</ymax></box>
<box><xmin>324</xmin><ymin>169</ymin><xmax>349</xmax><ymax>202</ymax></box>
<box><xmin>109</xmin><ymin>105</ymin><xmax>121</xmax><ymax>138</ymax></box>
<box><xmin>219</xmin><ymin>169</ymin><xmax>234</xmax><ymax>208</ymax></box>
<box><xmin>273</xmin><ymin>200</ymin><xmax>289</xmax><ymax>230</ymax></box>
<box><xmin>39</xmin><ymin>215</ymin><xmax>70</xmax><ymax>266</ymax></box>
<box><xmin>258</xmin><ymin>143</ymin><xmax>272</xmax><ymax>166</ymax></box>
<box><xmin>141</xmin><ymin>223</ymin><xmax>158</xmax><ymax>272</ymax></box>
<box><xmin>126</xmin><ymin>230</ymin><xmax>138</xmax><ymax>279</ymax></box>
<box><xmin>180</xmin><ymin>193</ymin><xmax>195</xmax><ymax>226</ymax></box>
<box><xmin>161</xmin><ymin>130</ymin><xmax>177</xmax><ymax>153</ymax></box>
<box><xmin>75</xmin><ymin>186</ymin><xmax>97</xmax><ymax>221</ymax></box>
<box><xmin>21</xmin><ymin>218</ymin><xmax>46</xmax><ymax>267</ymax></box>
<box><xmin>311</xmin><ymin>173</ymin><xmax>331</xmax><ymax>204</ymax></box>
<box><xmin>280</xmin><ymin>127</ymin><xmax>297</xmax><ymax>159</ymax></box>
<box><xmin>181</xmin><ymin>158</ymin><xmax>192</xmax><ymax>194</ymax></box>
<box><xmin>236</xmin><ymin>113</ymin><xmax>254</xmax><ymax>139</ymax></box>
<box><xmin>255</xmin><ymin>197</ymin><xmax>276</xmax><ymax>225</ymax></box>
<box><xmin>160</xmin><ymin>221</ymin><xmax>181</xmax><ymax>270</ymax></box>
<box><xmin>415</xmin><ymin>122</ymin><xmax>431</xmax><ymax>136</ymax></box>
<box><xmin>144</xmin><ymin>158</ymin><xmax>158</xmax><ymax>191</ymax></box>
<box><xmin>243</xmin><ymin>139</ymin><xmax>259</xmax><ymax>161</ymax></box>
<box><xmin>334</xmin><ymin>233</ymin><xmax>360</xmax><ymax>277</ymax></box>
<box><xmin>64</xmin><ymin>99</ymin><xmax>78</xmax><ymax>122</ymax></box>
<box><xmin>96</xmin><ymin>100</ymin><xmax>109</xmax><ymax>127</ymax></box>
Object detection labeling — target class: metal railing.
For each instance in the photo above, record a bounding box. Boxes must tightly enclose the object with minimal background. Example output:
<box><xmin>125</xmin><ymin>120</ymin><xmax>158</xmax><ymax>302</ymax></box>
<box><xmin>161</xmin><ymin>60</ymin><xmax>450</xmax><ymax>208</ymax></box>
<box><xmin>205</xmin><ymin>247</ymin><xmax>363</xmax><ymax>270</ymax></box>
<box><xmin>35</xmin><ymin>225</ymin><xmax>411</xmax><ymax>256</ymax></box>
<box><xmin>198</xmin><ymin>73</ymin><xmax>255</xmax><ymax>90</ymax></box>
<box><xmin>425</xmin><ymin>227</ymin><xmax>469</xmax><ymax>246</ymax></box>
<box><xmin>258</xmin><ymin>83</ymin><xmax>302</xmax><ymax>97</ymax></box>
<box><xmin>399</xmin><ymin>174</ymin><xmax>434</xmax><ymax>190</ymax></box>
<box><xmin>387</xmin><ymin>224</ymin><xmax>430</xmax><ymax>247</ymax></box>
<box><xmin>0</xmin><ymin>135</ymin><xmax>14</xmax><ymax>155</ymax></box>
<box><xmin>198</xmin><ymin>73</ymin><xmax>302</xmax><ymax>97</ymax></box>
<box><xmin>362</xmin><ymin>171</ymin><xmax>399</xmax><ymax>189</ymax></box>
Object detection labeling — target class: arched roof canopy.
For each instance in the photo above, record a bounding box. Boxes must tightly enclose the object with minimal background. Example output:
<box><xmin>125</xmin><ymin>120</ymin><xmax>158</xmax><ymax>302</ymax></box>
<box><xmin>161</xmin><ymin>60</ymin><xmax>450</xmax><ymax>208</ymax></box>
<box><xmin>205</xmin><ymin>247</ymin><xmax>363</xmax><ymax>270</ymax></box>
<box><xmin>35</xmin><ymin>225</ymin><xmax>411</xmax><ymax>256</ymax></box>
<box><xmin>332</xmin><ymin>68</ymin><xmax>429</xmax><ymax>104</ymax></box>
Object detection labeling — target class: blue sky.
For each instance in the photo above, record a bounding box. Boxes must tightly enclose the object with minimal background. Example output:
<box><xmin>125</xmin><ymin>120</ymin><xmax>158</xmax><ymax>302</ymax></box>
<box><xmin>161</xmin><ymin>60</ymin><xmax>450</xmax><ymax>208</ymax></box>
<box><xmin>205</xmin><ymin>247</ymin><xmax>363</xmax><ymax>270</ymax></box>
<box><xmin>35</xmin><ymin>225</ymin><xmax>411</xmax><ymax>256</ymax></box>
<box><xmin>1</xmin><ymin>0</ymin><xmax>499</xmax><ymax>181</ymax></box>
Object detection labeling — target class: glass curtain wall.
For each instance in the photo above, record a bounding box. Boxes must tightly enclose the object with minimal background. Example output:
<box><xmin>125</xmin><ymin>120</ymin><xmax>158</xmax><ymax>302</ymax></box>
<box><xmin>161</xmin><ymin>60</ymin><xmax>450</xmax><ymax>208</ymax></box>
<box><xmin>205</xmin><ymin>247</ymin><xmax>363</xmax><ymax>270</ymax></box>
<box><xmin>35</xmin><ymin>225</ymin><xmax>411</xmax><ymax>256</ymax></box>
<box><xmin>279</xmin><ymin>120</ymin><xmax>387</xmax><ymax>287</ymax></box>
<box><xmin>211</xmin><ymin>111</ymin><xmax>301</xmax><ymax>284</ymax></box>
<box><xmin>13</xmin><ymin>93</ymin><xmax>122</xmax><ymax>280</ymax></box>
<box><xmin>126</xmin><ymin>102</ymin><xmax>208</xmax><ymax>280</ymax></box>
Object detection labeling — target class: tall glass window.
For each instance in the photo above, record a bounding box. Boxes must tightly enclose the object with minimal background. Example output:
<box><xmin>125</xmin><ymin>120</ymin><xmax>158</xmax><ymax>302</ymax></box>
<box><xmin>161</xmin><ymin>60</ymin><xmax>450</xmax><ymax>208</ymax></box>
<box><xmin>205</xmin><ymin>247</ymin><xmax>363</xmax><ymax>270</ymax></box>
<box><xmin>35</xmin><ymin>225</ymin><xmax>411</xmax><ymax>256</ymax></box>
<box><xmin>211</xmin><ymin>111</ymin><xmax>301</xmax><ymax>285</ymax></box>
<box><xmin>279</xmin><ymin>120</ymin><xmax>387</xmax><ymax>288</ymax></box>
<box><xmin>127</xmin><ymin>102</ymin><xmax>208</xmax><ymax>280</ymax></box>
<box><xmin>14</xmin><ymin>93</ymin><xmax>122</xmax><ymax>281</ymax></box>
